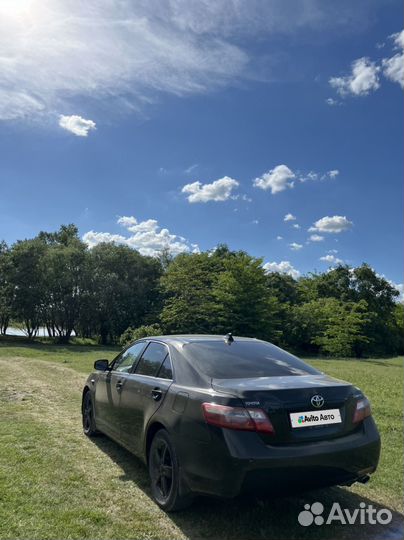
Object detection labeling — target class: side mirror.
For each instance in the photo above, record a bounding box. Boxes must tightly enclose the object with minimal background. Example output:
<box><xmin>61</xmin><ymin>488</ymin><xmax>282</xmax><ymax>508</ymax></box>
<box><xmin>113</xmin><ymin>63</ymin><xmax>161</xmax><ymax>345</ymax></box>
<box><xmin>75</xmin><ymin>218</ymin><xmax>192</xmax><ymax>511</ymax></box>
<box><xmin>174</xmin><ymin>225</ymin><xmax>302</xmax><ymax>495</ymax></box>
<box><xmin>94</xmin><ymin>359</ymin><xmax>110</xmax><ymax>371</ymax></box>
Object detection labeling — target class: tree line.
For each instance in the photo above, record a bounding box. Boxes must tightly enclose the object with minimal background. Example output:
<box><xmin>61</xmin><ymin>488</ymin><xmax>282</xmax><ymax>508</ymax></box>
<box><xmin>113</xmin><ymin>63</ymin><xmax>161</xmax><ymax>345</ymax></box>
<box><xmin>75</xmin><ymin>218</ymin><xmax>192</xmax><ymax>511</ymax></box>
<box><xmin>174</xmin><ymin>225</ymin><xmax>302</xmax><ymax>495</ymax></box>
<box><xmin>0</xmin><ymin>224</ymin><xmax>402</xmax><ymax>357</ymax></box>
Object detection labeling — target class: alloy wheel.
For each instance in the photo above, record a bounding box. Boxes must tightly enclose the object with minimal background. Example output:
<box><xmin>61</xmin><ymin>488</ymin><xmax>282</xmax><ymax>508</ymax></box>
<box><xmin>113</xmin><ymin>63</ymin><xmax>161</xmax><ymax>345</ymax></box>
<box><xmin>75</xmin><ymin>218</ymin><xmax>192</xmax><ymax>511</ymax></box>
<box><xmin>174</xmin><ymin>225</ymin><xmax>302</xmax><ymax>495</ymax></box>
<box><xmin>150</xmin><ymin>438</ymin><xmax>174</xmax><ymax>503</ymax></box>
<box><xmin>83</xmin><ymin>394</ymin><xmax>92</xmax><ymax>432</ymax></box>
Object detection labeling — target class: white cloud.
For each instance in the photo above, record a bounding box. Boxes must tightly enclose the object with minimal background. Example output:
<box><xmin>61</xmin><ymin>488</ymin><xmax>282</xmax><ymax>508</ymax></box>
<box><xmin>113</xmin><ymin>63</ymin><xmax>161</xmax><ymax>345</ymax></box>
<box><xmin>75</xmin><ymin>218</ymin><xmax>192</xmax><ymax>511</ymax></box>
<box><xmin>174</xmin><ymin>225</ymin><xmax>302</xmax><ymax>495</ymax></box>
<box><xmin>309</xmin><ymin>234</ymin><xmax>324</xmax><ymax>242</ymax></box>
<box><xmin>300</xmin><ymin>169</ymin><xmax>340</xmax><ymax>182</ymax></box>
<box><xmin>292</xmin><ymin>223</ymin><xmax>301</xmax><ymax>229</ymax></box>
<box><xmin>231</xmin><ymin>193</ymin><xmax>252</xmax><ymax>202</ymax></box>
<box><xmin>289</xmin><ymin>242</ymin><xmax>303</xmax><ymax>251</ymax></box>
<box><xmin>120</xmin><ymin>218</ymin><xmax>160</xmax><ymax>234</ymax></box>
<box><xmin>0</xmin><ymin>1</ymin><xmax>249</xmax><ymax>122</ymax></box>
<box><xmin>393</xmin><ymin>28</ymin><xmax>404</xmax><ymax>49</ymax></box>
<box><xmin>389</xmin><ymin>281</ymin><xmax>404</xmax><ymax>303</ymax></box>
<box><xmin>182</xmin><ymin>176</ymin><xmax>239</xmax><ymax>203</ymax></box>
<box><xmin>309</xmin><ymin>215</ymin><xmax>353</xmax><ymax>233</ymax></box>
<box><xmin>276</xmin><ymin>235</ymin><xmax>283</xmax><ymax>240</ymax></box>
<box><xmin>82</xmin><ymin>231</ymin><xmax>127</xmax><ymax>247</ymax></box>
<box><xmin>325</xmin><ymin>97</ymin><xmax>339</xmax><ymax>106</ymax></box>
<box><xmin>252</xmin><ymin>219</ymin><xmax>259</xmax><ymax>224</ymax></box>
<box><xmin>383</xmin><ymin>30</ymin><xmax>404</xmax><ymax>89</ymax></box>
<box><xmin>373</xmin><ymin>271</ymin><xmax>404</xmax><ymax>303</ymax></box>
<box><xmin>0</xmin><ymin>1</ymin><xmax>367</xmax><ymax>124</ymax></box>
<box><xmin>59</xmin><ymin>115</ymin><xmax>96</xmax><ymax>137</ymax></box>
<box><xmin>300</xmin><ymin>171</ymin><xmax>318</xmax><ymax>182</ymax></box>
<box><xmin>284</xmin><ymin>213</ymin><xmax>296</xmax><ymax>222</ymax></box>
<box><xmin>327</xmin><ymin>169</ymin><xmax>340</xmax><ymax>178</ymax></box>
<box><xmin>184</xmin><ymin>164</ymin><xmax>198</xmax><ymax>174</ymax></box>
<box><xmin>0</xmin><ymin>90</ymin><xmax>45</xmax><ymax>120</ymax></box>
<box><xmin>327</xmin><ymin>249</ymin><xmax>338</xmax><ymax>253</ymax></box>
<box><xmin>329</xmin><ymin>57</ymin><xmax>380</xmax><ymax>96</ymax></box>
<box><xmin>254</xmin><ymin>165</ymin><xmax>339</xmax><ymax>194</ymax></box>
<box><xmin>164</xmin><ymin>2</ymin><xmax>371</xmax><ymax>36</ymax></box>
<box><xmin>83</xmin><ymin>215</ymin><xmax>198</xmax><ymax>256</ymax></box>
<box><xmin>320</xmin><ymin>254</ymin><xmax>344</xmax><ymax>265</ymax></box>
<box><xmin>327</xmin><ymin>30</ymin><xmax>404</xmax><ymax>100</ymax></box>
<box><xmin>254</xmin><ymin>165</ymin><xmax>295</xmax><ymax>194</ymax></box>
<box><xmin>116</xmin><ymin>216</ymin><xmax>138</xmax><ymax>228</ymax></box>
<box><xmin>263</xmin><ymin>261</ymin><xmax>300</xmax><ymax>279</ymax></box>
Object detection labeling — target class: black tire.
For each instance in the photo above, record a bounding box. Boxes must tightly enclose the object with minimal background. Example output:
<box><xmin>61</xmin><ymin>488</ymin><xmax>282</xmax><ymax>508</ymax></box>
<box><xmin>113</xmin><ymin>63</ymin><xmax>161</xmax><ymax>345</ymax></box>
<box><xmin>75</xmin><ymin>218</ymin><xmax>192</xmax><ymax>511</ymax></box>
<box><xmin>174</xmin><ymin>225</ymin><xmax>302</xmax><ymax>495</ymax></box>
<box><xmin>82</xmin><ymin>391</ymin><xmax>98</xmax><ymax>437</ymax></box>
<box><xmin>148</xmin><ymin>429</ymin><xmax>193</xmax><ymax>511</ymax></box>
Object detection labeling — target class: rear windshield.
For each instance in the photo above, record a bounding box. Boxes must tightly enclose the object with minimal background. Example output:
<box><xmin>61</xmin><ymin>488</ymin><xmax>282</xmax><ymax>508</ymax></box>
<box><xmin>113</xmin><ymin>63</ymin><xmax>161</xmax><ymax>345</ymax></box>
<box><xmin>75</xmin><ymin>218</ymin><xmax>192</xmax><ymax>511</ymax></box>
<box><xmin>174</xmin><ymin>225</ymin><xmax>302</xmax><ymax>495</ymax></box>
<box><xmin>181</xmin><ymin>340</ymin><xmax>319</xmax><ymax>379</ymax></box>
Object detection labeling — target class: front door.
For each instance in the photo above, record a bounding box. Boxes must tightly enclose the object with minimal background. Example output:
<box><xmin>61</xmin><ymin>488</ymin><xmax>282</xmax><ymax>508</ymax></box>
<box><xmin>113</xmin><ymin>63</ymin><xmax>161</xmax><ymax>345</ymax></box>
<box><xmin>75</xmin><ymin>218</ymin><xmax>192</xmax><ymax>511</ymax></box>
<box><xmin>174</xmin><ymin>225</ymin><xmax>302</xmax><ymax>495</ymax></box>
<box><xmin>119</xmin><ymin>342</ymin><xmax>173</xmax><ymax>455</ymax></box>
<box><xmin>94</xmin><ymin>341</ymin><xmax>146</xmax><ymax>439</ymax></box>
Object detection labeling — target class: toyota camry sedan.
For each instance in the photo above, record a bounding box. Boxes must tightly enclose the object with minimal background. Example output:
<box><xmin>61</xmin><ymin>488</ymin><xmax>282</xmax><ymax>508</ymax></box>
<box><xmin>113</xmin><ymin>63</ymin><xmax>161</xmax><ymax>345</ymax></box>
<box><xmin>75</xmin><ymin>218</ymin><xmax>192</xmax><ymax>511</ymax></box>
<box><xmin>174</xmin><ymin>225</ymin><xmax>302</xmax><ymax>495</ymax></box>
<box><xmin>81</xmin><ymin>335</ymin><xmax>380</xmax><ymax>511</ymax></box>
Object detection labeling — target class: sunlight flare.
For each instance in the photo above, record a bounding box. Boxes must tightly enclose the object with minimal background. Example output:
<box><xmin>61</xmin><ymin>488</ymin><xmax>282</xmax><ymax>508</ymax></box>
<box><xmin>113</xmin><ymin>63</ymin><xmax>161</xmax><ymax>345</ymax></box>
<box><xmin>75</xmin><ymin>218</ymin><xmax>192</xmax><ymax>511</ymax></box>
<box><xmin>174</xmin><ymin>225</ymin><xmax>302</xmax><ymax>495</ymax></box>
<box><xmin>0</xmin><ymin>0</ymin><xmax>34</xmax><ymax>16</ymax></box>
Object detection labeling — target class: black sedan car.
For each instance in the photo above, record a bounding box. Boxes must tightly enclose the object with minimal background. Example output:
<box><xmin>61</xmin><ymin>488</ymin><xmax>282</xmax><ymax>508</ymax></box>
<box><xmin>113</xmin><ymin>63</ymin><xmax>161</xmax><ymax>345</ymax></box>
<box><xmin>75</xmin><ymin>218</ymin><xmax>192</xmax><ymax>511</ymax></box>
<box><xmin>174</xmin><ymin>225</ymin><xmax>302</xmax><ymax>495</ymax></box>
<box><xmin>82</xmin><ymin>335</ymin><xmax>380</xmax><ymax>511</ymax></box>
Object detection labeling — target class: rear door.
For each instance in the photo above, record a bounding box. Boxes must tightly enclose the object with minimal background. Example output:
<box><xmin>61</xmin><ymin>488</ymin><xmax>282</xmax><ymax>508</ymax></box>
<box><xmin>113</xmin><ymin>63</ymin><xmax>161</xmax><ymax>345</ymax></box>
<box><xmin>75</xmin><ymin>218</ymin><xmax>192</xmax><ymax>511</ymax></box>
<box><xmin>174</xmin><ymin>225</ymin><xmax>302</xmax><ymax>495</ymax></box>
<box><xmin>94</xmin><ymin>341</ymin><xmax>146</xmax><ymax>438</ymax></box>
<box><xmin>119</xmin><ymin>341</ymin><xmax>173</xmax><ymax>455</ymax></box>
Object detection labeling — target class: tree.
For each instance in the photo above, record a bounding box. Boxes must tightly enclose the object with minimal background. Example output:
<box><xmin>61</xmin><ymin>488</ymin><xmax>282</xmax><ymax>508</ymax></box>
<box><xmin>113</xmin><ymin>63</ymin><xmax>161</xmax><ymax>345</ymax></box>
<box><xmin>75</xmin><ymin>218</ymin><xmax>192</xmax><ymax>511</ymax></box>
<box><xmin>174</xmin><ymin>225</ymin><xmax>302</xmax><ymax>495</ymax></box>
<box><xmin>37</xmin><ymin>224</ymin><xmax>80</xmax><ymax>246</ymax></box>
<box><xmin>350</xmin><ymin>265</ymin><xmax>399</xmax><ymax>355</ymax></box>
<box><xmin>288</xmin><ymin>300</ymin><xmax>325</xmax><ymax>355</ymax></box>
<box><xmin>212</xmin><ymin>252</ymin><xmax>280</xmax><ymax>339</ymax></box>
<box><xmin>9</xmin><ymin>239</ymin><xmax>46</xmax><ymax>338</ymax></box>
<box><xmin>161</xmin><ymin>248</ymin><xmax>282</xmax><ymax>341</ymax></box>
<box><xmin>312</xmin><ymin>299</ymin><xmax>370</xmax><ymax>357</ymax></box>
<box><xmin>160</xmin><ymin>252</ymin><xmax>223</xmax><ymax>333</ymax></box>
<box><xmin>85</xmin><ymin>243</ymin><xmax>162</xmax><ymax>344</ymax></box>
<box><xmin>1</xmin><ymin>223</ymin><xmax>401</xmax><ymax>357</ymax></box>
<box><xmin>40</xmin><ymin>229</ymin><xmax>87</xmax><ymax>342</ymax></box>
<box><xmin>295</xmin><ymin>264</ymin><xmax>400</xmax><ymax>356</ymax></box>
<box><xmin>156</xmin><ymin>247</ymin><xmax>174</xmax><ymax>272</ymax></box>
<box><xmin>119</xmin><ymin>324</ymin><xmax>163</xmax><ymax>346</ymax></box>
<box><xmin>291</xmin><ymin>298</ymin><xmax>370</xmax><ymax>357</ymax></box>
<box><xmin>310</xmin><ymin>266</ymin><xmax>352</xmax><ymax>301</ymax></box>
<box><xmin>265</xmin><ymin>272</ymin><xmax>298</xmax><ymax>347</ymax></box>
<box><xmin>393</xmin><ymin>303</ymin><xmax>404</xmax><ymax>355</ymax></box>
<box><xmin>0</xmin><ymin>242</ymin><xmax>13</xmax><ymax>334</ymax></box>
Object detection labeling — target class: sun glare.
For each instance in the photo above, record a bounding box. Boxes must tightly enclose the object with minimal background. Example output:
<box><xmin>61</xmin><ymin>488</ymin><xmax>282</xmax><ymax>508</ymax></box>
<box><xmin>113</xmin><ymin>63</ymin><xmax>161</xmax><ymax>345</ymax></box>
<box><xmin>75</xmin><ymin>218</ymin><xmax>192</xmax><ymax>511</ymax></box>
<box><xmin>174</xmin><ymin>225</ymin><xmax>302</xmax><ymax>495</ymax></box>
<box><xmin>0</xmin><ymin>0</ymin><xmax>34</xmax><ymax>16</ymax></box>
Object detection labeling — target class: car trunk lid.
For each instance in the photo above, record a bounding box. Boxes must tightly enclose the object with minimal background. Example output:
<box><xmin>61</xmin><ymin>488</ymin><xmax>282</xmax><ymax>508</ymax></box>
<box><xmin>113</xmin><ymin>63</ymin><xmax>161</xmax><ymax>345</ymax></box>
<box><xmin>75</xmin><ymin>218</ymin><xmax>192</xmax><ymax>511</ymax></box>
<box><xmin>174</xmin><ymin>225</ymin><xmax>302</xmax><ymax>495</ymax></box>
<box><xmin>212</xmin><ymin>374</ymin><xmax>360</xmax><ymax>444</ymax></box>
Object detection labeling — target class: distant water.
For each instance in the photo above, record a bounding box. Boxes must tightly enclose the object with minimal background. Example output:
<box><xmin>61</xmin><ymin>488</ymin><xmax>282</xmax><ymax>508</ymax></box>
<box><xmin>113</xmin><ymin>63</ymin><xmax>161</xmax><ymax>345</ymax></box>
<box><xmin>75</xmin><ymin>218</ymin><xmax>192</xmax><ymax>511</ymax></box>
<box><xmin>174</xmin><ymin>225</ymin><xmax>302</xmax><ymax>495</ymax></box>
<box><xmin>6</xmin><ymin>327</ymin><xmax>76</xmax><ymax>337</ymax></box>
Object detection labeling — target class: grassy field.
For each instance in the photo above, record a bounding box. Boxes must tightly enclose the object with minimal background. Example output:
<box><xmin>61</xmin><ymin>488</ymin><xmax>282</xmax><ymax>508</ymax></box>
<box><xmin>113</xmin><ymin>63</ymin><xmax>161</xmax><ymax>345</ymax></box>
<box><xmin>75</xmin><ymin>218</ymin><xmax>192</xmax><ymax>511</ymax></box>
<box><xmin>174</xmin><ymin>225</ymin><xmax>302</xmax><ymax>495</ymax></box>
<box><xmin>0</xmin><ymin>339</ymin><xmax>403</xmax><ymax>540</ymax></box>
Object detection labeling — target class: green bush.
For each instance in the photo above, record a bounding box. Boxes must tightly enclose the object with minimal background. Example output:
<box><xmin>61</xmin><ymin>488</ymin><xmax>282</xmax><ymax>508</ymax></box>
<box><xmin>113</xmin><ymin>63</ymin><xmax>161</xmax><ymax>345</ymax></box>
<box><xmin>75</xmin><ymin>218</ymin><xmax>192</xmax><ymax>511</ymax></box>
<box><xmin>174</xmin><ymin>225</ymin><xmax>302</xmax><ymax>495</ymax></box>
<box><xmin>119</xmin><ymin>324</ymin><xmax>163</xmax><ymax>347</ymax></box>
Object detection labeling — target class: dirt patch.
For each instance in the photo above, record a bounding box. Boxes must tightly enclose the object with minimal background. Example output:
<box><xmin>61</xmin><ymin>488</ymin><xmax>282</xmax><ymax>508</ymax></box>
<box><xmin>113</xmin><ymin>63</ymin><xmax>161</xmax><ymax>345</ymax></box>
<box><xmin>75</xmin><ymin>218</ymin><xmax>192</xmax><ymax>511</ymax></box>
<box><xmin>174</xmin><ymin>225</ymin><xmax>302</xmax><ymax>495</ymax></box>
<box><xmin>0</xmin><ymin>388</ymin><xmax>34</xmax><ymax>402</ymax></box>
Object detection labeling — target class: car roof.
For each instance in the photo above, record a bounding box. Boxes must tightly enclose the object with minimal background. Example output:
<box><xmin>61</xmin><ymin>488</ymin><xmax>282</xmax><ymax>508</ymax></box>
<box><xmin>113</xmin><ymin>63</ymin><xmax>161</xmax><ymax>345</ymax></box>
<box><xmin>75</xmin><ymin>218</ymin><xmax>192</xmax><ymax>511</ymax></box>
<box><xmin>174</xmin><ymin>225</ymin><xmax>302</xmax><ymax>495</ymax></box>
<box><xmin>145</xmin><ymin>334</ymin><xmax>261</xmax><ymax>345</ymax></box>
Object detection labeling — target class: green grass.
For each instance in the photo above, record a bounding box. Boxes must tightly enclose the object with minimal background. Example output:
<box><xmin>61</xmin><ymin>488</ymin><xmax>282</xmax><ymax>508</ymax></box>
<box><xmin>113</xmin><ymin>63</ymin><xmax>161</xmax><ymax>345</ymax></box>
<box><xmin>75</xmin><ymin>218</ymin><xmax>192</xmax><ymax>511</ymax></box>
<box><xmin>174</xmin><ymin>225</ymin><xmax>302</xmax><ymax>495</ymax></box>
<box><xmin>0</xmin><ymin>340</ymin><xmax>403</xmax><ymax>539</ymax></box>
<box><xmin>0</xmin><ymin>335</ymin><xmax>120</xmax><ymax>373</ymax></box>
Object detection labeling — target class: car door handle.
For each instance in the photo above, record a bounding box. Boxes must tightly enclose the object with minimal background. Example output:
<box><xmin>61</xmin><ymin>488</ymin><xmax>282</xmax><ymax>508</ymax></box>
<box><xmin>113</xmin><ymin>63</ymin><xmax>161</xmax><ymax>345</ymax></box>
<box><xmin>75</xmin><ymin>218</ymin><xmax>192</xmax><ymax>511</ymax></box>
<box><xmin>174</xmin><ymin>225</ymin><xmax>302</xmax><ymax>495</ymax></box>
<box><xmin>116</xmin><ymin>380</ymin><xmax>123</xmax><ymax>391</ymax></box>
<box><xmin>151</xmin><ymin>388</ymin><xmax>163</xmax><ymax>401</ymax></box>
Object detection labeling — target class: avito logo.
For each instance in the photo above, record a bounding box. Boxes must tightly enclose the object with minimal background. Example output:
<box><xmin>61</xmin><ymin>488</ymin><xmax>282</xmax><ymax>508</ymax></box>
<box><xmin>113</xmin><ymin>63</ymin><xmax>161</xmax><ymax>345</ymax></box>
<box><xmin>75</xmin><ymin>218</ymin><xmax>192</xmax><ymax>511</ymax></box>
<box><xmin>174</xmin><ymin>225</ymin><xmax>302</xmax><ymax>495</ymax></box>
<box><xmin>298</xmin><ymin>501</ymin><xmax>392</xmax><ymax>527</ymax></box>
<box><xmin>297</xmin><ymin>413</ymin><xmax>336</xmax><ymax>424</ymax></box>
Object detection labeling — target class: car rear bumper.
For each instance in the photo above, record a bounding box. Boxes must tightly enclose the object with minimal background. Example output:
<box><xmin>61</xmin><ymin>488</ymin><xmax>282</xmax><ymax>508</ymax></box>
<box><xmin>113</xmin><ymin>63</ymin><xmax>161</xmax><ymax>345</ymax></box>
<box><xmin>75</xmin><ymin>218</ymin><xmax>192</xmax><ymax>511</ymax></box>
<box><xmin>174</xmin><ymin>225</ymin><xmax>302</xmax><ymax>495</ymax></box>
<box><xmin>180</xmin><ymin>417</ymin><xmax>381</xmax><ymax>498</ymax></box>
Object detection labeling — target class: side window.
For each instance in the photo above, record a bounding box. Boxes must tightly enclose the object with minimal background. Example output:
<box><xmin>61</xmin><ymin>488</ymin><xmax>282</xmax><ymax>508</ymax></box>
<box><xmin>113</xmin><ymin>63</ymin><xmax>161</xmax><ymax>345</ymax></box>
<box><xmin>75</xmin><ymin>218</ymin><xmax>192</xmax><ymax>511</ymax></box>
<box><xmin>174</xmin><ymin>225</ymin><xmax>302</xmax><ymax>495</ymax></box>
<box><xmin>113</xmin><ymin>342</ymin><xmax>145</xmax><ymax>373</ymax></box>
<box><xmin>156</xmin><ymin>355</ymin><xmax>173</xmax><ymax>380</ymax></box>
<box><xmin>135</xmin><ymin>342</ymin><xmax>168</xmax><ymax>377</ymax></box>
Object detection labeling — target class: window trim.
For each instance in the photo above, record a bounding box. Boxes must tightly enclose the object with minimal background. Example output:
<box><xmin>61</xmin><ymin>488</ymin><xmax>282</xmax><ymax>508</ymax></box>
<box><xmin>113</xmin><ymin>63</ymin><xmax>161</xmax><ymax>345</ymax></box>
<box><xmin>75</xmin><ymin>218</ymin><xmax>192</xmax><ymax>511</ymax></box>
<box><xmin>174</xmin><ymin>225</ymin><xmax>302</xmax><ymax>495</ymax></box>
<box><xmin>155</xmin><ymin>353</ymin><xmax>174</xmax><ymax>381</ymax></box>
<box><xmin>110</xmin><ymin>340</ymin><xmax>148</xmax><ymax>372</ymax></box>
<box><xmin>131</xmin><ymin>340</ymin><xmax>175</xmax><ymax>381</ymax></box>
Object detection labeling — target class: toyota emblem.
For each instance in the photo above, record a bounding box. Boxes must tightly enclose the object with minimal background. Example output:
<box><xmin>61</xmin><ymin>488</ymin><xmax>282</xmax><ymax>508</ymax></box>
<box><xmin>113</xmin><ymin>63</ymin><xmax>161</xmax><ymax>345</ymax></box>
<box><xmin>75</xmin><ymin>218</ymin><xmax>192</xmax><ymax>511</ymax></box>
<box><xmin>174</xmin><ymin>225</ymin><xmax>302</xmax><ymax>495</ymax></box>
<box><xmin>311</xmin><ymin>395</ymin><xmax>325</xmax><ymax>408</ymax></box>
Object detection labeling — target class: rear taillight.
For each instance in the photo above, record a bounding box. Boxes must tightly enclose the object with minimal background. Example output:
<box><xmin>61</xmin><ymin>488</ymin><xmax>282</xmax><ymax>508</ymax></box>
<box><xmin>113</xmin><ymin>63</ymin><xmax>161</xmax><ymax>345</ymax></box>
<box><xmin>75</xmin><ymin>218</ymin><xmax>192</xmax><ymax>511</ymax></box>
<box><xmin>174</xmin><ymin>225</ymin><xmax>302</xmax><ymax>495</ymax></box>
<box><xmin>202</xmin><ymin>403</ymin><xmax>275</xmax><ymax>434</ymax></box>
<box><xmin>353</xmin><ymin>397</ymin><xmax>371</xmax><ymax>423</ymax></box>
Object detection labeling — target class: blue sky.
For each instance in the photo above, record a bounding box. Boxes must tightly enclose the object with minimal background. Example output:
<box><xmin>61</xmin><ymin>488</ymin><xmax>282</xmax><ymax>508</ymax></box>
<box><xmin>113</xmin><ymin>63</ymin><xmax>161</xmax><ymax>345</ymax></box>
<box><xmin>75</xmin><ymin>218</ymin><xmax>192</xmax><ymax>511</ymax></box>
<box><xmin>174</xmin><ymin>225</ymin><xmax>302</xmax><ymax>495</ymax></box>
<box><xmin>0</xmin><ymin>0</ymin><xmax>402</xmax><ymax>291</ymax></box>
